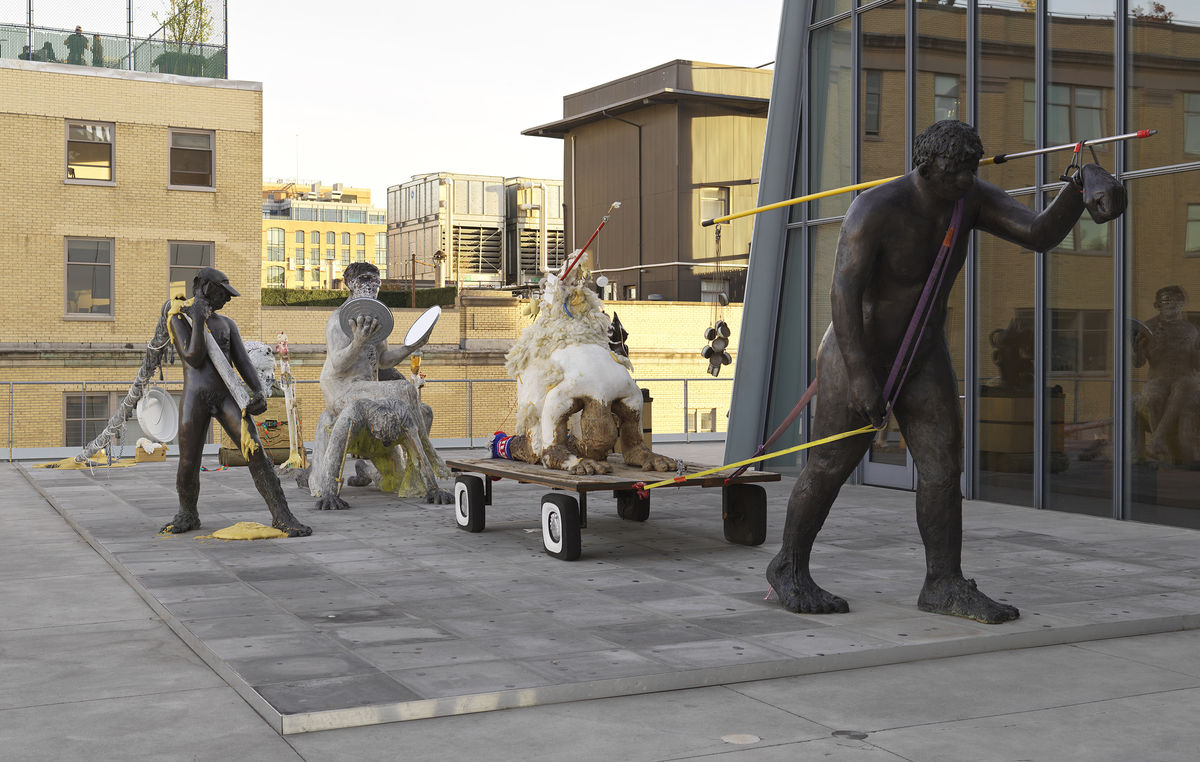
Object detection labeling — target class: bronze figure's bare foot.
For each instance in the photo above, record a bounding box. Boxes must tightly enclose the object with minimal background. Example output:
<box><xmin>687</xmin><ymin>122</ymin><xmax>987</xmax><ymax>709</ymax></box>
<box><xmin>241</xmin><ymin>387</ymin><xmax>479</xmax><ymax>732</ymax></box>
<box><xmin>767</xmin><ymin>554</ymin><xmax>849</xmax><ymax>614</ymax></box>
<box><xmin>315</xmin><ymin>494</ymin><xmax>350</xmax><ymax>511</ymax></box>
<box><xmin>273</xmin><ymin>516</ymin><xmax>313</xmax><ymax>537</ymax></box>
<box><xmin>917</xmin><ymin>576</ymin><xmax>1019</xmax><ymax>624</ymax></box>
<box><xmin>160</xmin><ymin>511</ymin><xmax>201</xmax><ymax>534</ymax></box>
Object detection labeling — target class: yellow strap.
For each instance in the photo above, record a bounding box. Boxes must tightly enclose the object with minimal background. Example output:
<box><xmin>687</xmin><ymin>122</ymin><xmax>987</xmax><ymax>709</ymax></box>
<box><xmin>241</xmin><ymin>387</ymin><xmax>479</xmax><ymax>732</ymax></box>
<box><xmin>640</xmin><ymin>424</ymin><xmax>877</xmax><ymax>491</ymax></box>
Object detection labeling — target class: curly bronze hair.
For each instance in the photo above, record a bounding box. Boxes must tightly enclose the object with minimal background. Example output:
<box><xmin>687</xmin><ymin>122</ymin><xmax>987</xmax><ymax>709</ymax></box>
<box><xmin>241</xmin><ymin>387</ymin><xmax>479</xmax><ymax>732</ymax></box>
<box><xmin>913</xmin><ymin>120</ymin><xmax>984</xmax><ymax>171</ymax></box>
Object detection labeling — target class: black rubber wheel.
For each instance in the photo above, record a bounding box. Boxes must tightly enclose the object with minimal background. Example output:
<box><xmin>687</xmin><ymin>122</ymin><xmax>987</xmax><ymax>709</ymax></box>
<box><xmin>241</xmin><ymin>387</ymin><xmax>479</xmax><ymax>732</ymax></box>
<box><xmin>615</xmin><ymin>490</ymin><xmax>650</xmax><ymax>521</ymax></box>
<box><xmin>453</xmin><ymin>475</ymin><xmax>486</xmax><ymax>532</ymax></box>
<box><xmin>722</xmin><ymin>483</ymin><xmax>767</xmax><ymax>546</ymax></box>
<box><xmin>541</xmin><ymin>493</ymin><xmax>581</xmax><ymax>561</ymax></box>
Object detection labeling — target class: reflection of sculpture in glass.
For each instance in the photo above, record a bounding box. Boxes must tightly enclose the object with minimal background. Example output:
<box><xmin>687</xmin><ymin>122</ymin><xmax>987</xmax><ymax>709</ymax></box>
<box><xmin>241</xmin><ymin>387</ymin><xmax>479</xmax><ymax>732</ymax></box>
<box><xmin>1133</xmin><ymin>285</ymin><xmax>1200</xmax><ymax>466</ymax></box>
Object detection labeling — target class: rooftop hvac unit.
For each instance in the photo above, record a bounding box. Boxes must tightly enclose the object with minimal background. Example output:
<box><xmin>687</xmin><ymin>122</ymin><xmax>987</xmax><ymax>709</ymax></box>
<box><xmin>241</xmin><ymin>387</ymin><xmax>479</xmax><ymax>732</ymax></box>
<box><xmin>331</xmin><ymin>182</ymin><xmax>343</xmax><ymax>200</ymax></box>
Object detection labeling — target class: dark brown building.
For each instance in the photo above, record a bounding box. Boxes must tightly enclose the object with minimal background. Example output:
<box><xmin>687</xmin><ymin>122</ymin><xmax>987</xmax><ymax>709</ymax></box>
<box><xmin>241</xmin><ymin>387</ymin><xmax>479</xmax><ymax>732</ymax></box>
<box><xmin>523</xmin><ymin>60</ymin><xmax>771</xmax><ymax>302</ymax></box>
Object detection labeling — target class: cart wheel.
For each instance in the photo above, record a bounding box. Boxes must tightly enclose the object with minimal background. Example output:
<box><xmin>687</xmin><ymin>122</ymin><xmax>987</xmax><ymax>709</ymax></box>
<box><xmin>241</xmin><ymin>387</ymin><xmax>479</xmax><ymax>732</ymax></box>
<box><xmin>615</xmin><ymin>490</ymin><xmax>650</xmax><ymax>521</ymax></box>
<box><xmin>722</xmin><ymin>483</ymin><xmax>767</xmax><ymax>546</ymax></box>
<box><xmin>454</xmin><ymin>475</ymin><xmax>486</xmax><ymax>532</ymax></box>
<box><xmin>541</xmin><ymin>493</ymin><xmax>581</xmax><ymax>561</ymax></box>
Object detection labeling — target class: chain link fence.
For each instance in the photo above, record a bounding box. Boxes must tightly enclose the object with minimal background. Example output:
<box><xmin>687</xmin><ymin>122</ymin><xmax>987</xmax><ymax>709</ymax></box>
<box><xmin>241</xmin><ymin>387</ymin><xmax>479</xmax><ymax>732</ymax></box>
<box><xmin>0</xmin><ymin>0</ymin><xmax>226</xmax><ymax>77</ymax></box>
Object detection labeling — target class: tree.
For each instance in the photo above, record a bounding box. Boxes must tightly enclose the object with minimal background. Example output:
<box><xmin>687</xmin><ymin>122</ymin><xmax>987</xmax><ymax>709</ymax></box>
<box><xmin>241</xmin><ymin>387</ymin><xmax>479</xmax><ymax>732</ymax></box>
<box><xmin>1132</xmin><ymin>2</ymin><xmax>1175</xmax><ymax>22</ymax></box>
<box><xmin>153</xmin><ymin>0</ymin><xmax>215</xmax><ymax>46</ymax></box>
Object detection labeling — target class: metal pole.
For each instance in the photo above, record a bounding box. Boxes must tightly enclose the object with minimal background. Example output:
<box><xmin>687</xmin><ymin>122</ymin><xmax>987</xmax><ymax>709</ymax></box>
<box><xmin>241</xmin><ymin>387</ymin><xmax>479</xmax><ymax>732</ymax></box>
<box><xmin>127</xmin><ymin>0</ymin><xmax>133</xmax><ymax>70</ymax></box>
<box><xmin>223</xmin><ymin>0</ymin><xmax>229</xmax><ymax>77</ymax></box>
<box><xmin>8</xmin><ymin>383</ymin><xmax>13</xmax><ymax>462</ymax></box>
<box><xmin>81</xmin><ymin>382</ymin><xmax>87</xmax><ymax>449</ymax></box>
<box><xmin>683</xmin><ymin>379</ymin><xmax>689</xmax><ymax>444</ymax></box>
<box><xmin>466</xmin><ymin>380</ymin><xmax>473</xmax><ymax>448</ymax></box>
<box><xmin>27</xmin><ymin>0</ymin><xmax>33</xmax><ymax>59</ymax></box>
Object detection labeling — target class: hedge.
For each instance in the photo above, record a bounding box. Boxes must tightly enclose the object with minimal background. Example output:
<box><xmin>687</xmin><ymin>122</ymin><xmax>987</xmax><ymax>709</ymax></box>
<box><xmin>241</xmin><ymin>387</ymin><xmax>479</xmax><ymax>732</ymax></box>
<box><xmin>261</xmin><ymin>286</ymin><xmax>457</xmax><ymax>309</ymax></box>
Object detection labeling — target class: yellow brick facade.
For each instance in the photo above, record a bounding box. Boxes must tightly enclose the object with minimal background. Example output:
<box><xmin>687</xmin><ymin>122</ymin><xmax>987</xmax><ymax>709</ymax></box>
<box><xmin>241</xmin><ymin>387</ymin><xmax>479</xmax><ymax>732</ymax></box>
<box><xmin>0</xmin><ymin>60</ymin><xmax>262</xmax><ymax>451</ymax></box>
<box><xmin>260</xmin><ymin>183</ymin><xmax>386</xmax><ymax>289</ymax></box>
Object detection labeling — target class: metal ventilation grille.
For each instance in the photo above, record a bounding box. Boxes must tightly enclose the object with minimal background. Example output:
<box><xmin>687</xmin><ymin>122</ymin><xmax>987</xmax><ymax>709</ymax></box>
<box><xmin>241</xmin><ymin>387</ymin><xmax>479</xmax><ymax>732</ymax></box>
<box><xmin>517</xmin><ymin>229</ymin><xmax>566</xmax><ymax>272</ymax></box>
<box><xmin>453</xmin><ymin>225</ymin><xmax>503</xmax><ymax>274</ymax></box>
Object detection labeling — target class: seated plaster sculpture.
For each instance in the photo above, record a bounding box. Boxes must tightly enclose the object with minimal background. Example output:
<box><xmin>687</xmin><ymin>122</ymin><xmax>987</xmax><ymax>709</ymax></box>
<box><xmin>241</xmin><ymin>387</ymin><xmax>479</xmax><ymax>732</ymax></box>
<box><xmin>298</xmin><ymin>262</ymin><xmax>450</xmax><ymax>509</ymax></box>
<box><xmin>495</xmin><ymin>254</ymin><xmax>675</xmax><ymax>475</ymax></box>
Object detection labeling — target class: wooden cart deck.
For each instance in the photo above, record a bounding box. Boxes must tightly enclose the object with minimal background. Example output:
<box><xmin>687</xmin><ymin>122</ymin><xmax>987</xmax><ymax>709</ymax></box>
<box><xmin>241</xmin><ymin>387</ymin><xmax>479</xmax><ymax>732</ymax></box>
<box><xmin>445</xmin><ymin>457</ymin><xmax>780</xmax><ymax>560</ymax></box>
<box><xmin>445</xmin><ymin>457</ymin><xmax>780</xmax><ymax>492</ymax></box>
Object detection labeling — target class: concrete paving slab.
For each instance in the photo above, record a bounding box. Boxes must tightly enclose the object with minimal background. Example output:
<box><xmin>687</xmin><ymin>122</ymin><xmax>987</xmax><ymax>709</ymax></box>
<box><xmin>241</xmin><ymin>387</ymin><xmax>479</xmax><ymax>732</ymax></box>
<box><xmin>13</xmin><ymin>444</ymin><xmax>1200</xmax><ymax>737</ymax></box>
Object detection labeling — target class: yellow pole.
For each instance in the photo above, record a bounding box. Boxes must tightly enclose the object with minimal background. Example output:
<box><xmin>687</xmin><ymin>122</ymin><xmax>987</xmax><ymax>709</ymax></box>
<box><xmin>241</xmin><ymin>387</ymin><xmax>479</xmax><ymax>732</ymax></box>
<box><xmin>701</xmin><ymin>129</ymin><xmax>1156</xmax><ymax>227</ymax></box>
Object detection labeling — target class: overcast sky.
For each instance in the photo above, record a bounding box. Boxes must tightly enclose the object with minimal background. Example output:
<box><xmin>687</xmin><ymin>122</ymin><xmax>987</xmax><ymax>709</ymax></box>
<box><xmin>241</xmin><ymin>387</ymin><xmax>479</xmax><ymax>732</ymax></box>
<box><xmin>224</xmin><ymin>1</ymin><xmax>784</xmax><ymax>205</ymax></box>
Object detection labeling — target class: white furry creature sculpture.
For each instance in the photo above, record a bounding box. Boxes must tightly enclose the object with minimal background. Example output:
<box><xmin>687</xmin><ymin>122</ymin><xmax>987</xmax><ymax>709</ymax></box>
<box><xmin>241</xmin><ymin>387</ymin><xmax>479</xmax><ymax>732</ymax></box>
<box><xmin>495</xmin><ymin>255</ymin><xmax>676</xmax><ymax>475</ymax></box>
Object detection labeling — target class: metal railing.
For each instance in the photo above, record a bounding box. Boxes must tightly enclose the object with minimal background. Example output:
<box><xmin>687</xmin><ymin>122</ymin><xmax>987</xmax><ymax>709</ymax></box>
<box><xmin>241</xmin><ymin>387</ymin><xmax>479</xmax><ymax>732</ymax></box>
<box><xmin>3</xmin><ymin>376</ymin><xmax>734</xmax><ymax>460</ymax></box>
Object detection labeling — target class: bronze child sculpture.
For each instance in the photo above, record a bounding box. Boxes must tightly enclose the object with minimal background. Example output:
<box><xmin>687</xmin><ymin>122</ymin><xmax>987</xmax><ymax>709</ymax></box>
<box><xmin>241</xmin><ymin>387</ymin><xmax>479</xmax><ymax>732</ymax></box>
<box><xmin>767</xmin><ymin>120</ymin><xmax>1125</xmax><ymax>623</ymax></box>
<box><xmin>160</xmin><ymin>267</ymin><xmax>312</xmax><ymax>537</ymax></box>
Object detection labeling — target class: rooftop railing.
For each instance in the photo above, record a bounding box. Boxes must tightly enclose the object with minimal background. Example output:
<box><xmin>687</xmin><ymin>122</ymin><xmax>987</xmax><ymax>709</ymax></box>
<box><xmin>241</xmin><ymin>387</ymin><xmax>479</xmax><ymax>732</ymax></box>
<box><xmin>2</xmin><ymin>376</ymin><xmax>733</xmax><ymax>461</ymax></box>
<box><xmin>1</xmin><ymin>1</ymin><xmax>228</xmax><ymax>78</ymax></box>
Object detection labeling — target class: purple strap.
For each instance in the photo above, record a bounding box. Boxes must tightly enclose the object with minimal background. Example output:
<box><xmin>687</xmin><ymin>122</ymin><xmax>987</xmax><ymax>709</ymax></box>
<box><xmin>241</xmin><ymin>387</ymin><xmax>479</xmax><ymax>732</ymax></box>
<box><xmin>881</xmin><ymin>198</ymin><xmax>965</xmax><ymax>416</ymax></box>
<box><xmin>729</xmin><ymin>199</ymin><xmax>965</xmax><ymax>479</ymax></box>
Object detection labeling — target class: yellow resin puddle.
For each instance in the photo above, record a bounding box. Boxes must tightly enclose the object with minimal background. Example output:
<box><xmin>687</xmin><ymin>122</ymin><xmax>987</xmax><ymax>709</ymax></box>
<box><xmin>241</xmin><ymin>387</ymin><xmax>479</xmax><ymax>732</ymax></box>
<box><xmin>196</xmin><ymin>521</ymin><xmax>287</xmax><ymax>541</ymax></box>
<box><xmin>35</xmin><ymin>451</ymin><xmax>137</xmax><ymax>469</ymax></box>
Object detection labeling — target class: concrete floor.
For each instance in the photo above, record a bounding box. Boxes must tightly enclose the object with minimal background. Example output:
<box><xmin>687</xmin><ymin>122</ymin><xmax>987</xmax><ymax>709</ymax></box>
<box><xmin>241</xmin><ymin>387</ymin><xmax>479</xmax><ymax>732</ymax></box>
<box><xmin>4</xmin><ymin>442</ymin><xmax>1200</xmax><ymax>760</ymax></box>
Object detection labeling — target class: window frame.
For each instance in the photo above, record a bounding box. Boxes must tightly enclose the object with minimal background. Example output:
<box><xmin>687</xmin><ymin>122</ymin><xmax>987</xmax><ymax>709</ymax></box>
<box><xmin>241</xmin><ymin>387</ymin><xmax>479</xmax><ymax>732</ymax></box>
<box><xmin>1187</xmin><ymin>203</ymin><xmax>1200</xmax><ymax>255</ymax></box>
<box><xmin>168</xmin><ymin>240</ymin><xmax>215</xmax><ymax>299</ymax></box>
<box><xmin>64</xmin><ymin>237</ymin><xmax>115</xmax><ymax>320</ymax></box>
<box><xmin>62</xmin><ymin>391</ymin><xmax>112</xmax><ymax>447</ymax></box>
<box><xmin>65</xmin><ymin>120</ymin><xmax>115</xmax><ymax>186</ymax></box>
<box><xmin>167</xmin><ymin>128</ymin><xmax>215</xmax><ymax>191</ymax></box>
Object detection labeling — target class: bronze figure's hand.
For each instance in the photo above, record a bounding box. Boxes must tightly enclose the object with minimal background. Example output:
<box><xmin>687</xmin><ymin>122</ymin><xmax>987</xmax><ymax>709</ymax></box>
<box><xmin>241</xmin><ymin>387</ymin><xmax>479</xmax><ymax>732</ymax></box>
<box><xmin>246</xmin><ymin>390</ymin><xmax>268</xmax><ymax>416</ymax></box>
<box><xmin>849</xmin><ymin>374</ymin><xmax>885</xmax><ymax>429</ymax></box>
<box><xmin>350</xmin><ymin>314</ymin><xmax>380</xmax><ymax>343</ymax></box>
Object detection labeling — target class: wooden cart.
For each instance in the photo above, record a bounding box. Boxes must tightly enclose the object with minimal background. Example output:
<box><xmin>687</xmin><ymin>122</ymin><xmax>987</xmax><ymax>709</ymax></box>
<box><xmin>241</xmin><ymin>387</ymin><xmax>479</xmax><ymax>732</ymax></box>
<box><xmin>445</xmin><ymin>457</ymin><xmax>780</xmax><ymax>561</ymax></box>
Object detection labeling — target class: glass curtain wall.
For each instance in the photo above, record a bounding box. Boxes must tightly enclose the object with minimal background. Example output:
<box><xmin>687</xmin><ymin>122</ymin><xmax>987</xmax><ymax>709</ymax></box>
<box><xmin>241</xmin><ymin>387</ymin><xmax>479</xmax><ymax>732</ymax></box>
<box><xmin>754</xmin><ymin>0</ymin><xmax>1200</xmax><ymax>528</ymax></box>
<box><xmin>1125</xmin><ymin>1</ymin><xmax>1200</xmax><ymax>528</ymax></box>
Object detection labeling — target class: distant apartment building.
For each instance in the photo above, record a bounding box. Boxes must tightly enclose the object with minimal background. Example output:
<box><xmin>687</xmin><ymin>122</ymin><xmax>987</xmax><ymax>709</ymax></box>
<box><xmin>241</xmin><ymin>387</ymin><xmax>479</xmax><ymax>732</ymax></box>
<box><xmin>0</xmin><ymin>56</ymin><xmax>261</xmax><ymax>450</ymax></box>
<box><xmin>523</xmin><ymin>60</ymin><xmax>771</xmax><ymax>302</ymax></box>
<box><xmin>261</xmin><ymin>182</ymin><xmax>386</xmax><ymax>289</ymax></box>
<box><xmin>387</xmin><ymin>173</ymin><xmax>564</xmax><ymax>289</ymax></box>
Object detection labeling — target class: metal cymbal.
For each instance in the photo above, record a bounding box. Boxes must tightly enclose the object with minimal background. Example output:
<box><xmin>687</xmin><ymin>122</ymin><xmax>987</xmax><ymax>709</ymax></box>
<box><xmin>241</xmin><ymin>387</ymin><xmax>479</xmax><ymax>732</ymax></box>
<box><xmin>338</xmin><ymin>297</ymin><xmax>394</xmax><ymax>341</ymax></box>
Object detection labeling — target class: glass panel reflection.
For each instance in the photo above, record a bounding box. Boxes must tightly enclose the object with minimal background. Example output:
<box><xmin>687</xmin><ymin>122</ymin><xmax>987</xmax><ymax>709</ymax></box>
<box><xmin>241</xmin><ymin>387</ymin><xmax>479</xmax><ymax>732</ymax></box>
<box><xmin>1128</xmin><ymin>1</ymin><xmax>1200</xmax><ymax>171</ymax></box>
<box><xmin>1126</xmin><ymin>170</ymin><xmax>1200</xmax><ymax>528</ymax></box>
<box><xmin>807</xmin><ymin>17</ymin><xmax>853</xmax><ymax>220</ymax></box>
<box><xmin>978</xmin><ymin>6</ymin><xmax>1037</xmax><ymax>191</ymax></box>
<box><xmin>915</xmin><ymin>0</ymin><xmax>966</xmax><ymax>137</ymax></box>
<box><xmin>1045</xmin><ymin>183</ymin><xmax>1115</xmax><ymax>517</ymax></box>
<box><xmin>764</xmin><ymin>227</ymin><xmax>815</xmax><ymax>474</ymax></box>
<box><xmin>861</xmin><ymin>1</ymin><xmax>907</xmax><ymax>184</ymax></box>
<box><xmin>1045</xmin><ymin>1</ymin><xmax>1115</xmax><ymax>184</ymax></box>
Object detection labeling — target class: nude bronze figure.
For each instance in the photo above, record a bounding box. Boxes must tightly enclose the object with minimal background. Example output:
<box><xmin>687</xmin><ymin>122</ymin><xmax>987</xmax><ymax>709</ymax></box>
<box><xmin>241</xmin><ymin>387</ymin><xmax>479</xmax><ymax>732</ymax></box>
<box><xmin>767</xmin><ymin>120</ymin><xmax>1125</xmax><ymax>623</ymax></box>
<box><xmin>160</xmin><ymin>267</ymin><xmax>312</xmax><ymax>537</ymax></box>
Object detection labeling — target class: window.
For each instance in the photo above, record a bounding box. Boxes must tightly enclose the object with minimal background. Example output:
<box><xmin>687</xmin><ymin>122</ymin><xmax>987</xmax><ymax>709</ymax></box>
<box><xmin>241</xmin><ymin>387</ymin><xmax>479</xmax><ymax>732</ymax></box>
<box><xmin>369</xmin><ymin>213</ymin><xmax>385</xmax><ymax>225</ymax></box>
<box><xmin>266</xmin><ymin>227</ymin><xmax>285</xmax><ymax>262</ymax></box>
<box><xmin>321</xmin><ymin>208</ymin><xmax>341</xmax><ymax>222</ymax></box>
<box><xmin>168</xmin><ymin>129</ymin><xmax>214</xmax><ymax>188</ymax></box>
<box><xmin>310</xmin><ymin>230</ymin><xmax>320</xmax><ymax>244</ymax></box>
<box><xmin>169</xmin><ymin>241</ymin><xmax>214</xmax><ymax>298</ymax></box>
<box><xmin>934</xmin><ymin>75</ymin><xmax>960</xmax><ymax>123</ymax></box>
<box><xmin>1047</xmin><ymin>308</ymin><xmax>1110</xmax><ymax>374</ymax></box>
<box><xmin>342</xmin><ymin>232</ymin><xmax>351</xmax><ymax>245</ymax></box>
<box><xmin>296</xmin><ymin>267</ymin><xmax>305</xmax><ymax>283</ymax></box>
<box><xmin>65</xmin><ymin>238</ymin><xmax>113</xmax><ymax>316</ymax></box>
<box><xmin>294</xmin><ymin>230</ymin><xmax>305</xmax><ymax>244</ymax></box>
<box><xmin>699</xmin><ymin>187</ymin><xmax>729</xmax><ymax>225</ymax></box>
<box><xmin>309</xmin><ymin>248</ymin><xmax>320</xmax><ymax>266</ymax></box>
<box><xmin>1048</xmin><ymin>85</ymin><xmax>1102</xmax><ymax>146</ymax></box>
<box><xmin>345</xmin><ymin>210</ymin><xmax>365</xmax><ymax>224</ymax></box>
<box><xmin>294</xmin><ymin>248</ymin><xmax>305</xmax><ymax>264</ymax></box>
<box><xmin>64</xmin><ymin>393</ymin><xmax>111</xmax><ymax>447</ymax></box>
<box><xmin>1058</xmin><ymin>217</ymin><xmax>1109</xmax><ymax>254</ymax></box>
<box><xmin>1188</xmin><ymin>94</ymin><xmax>1200</xmax><ymax>155</ymax></box>
<box><xmin>356</xmin><ymin>233</ymin><xmax>366</xmax><ymax>246</ymax></box>
<box><xmin>341</xmin><ymin>249</ymin><xmax>350</xmax><ymax>266</ymax></box>
<box><xmin>864</xmin><ymin>70</ymin><xmax>881</xmax><ymax>137</ymax></box>
<box><xmin>266</xmin><ymin>266</ymin><xmax>285</xmax><ymax>287</ymax></box>
<box><xmin>356</xmin><ymin>249</ymin><xmax>366</xmax><ymax>263</ymax></box>
<box><xmin>624</xmin><ymin>284</ymin><xmax>637</xmax><ymax>300</ymax></box>
<box><xmin>1188</xmin><ymin>204</ymin><xmax>1200</xmax><ymax>253</ymax></box>
<box><xmin>375</xmin><ymin>233</ymin><xmax>387</xmax><ymax>266</ymax></box>
<box><xmin>326</xmin><ymin>248</ymin><xmax>335</xmax><ymax>260</ymax></box>
<box><xmin>66</xmin><ymin>121</ymin><xmax>113</xmax><ymax>182</ymax></box>
<box><xmin>326</xmin><ymin>231</ymin><xmax>336</xmax><ymax>245</ymax></box>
